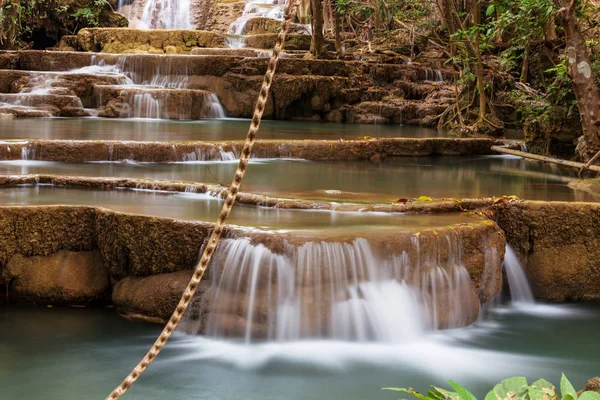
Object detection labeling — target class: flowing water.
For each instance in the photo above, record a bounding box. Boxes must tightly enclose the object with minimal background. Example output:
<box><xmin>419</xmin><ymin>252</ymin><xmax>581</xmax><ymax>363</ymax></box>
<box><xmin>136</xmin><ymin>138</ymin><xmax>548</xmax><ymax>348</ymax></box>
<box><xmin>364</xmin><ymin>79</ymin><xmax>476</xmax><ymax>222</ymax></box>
<box><xmin>503</xmin><ymin>246</ymin><xmax>535</xmax><ymax>305</ymax></box>
<box><xmin>183</xmin><ymin>236</ymin><xmax>478</xmax><ymax>342</ymax></box>
<box><xmin>1</xmin><ymin>303</ymin><xmax>598</xmax><ymax>399</ymax></box>
<box><xmin>118</xmin><ymin>0</ymin><xmax>193</xmax><ymax>29</ymax></box>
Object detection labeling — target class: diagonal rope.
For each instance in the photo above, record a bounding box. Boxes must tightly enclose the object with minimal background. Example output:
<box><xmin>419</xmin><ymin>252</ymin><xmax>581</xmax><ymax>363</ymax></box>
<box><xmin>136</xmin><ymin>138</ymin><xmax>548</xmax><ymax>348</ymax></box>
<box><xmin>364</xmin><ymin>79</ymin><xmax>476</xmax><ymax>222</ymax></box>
<box><xmin>106</xmin><ymin>1</ymin><xmax>300</xmax><ymax>397</ymax></box>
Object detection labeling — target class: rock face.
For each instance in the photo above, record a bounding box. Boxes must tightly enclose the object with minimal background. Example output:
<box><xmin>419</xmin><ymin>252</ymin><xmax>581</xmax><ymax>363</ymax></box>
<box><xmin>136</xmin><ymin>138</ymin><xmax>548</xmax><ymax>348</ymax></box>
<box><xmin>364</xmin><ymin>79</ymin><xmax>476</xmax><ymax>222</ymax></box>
<box><xmin>2</xmin><ymin>250</ymin><xmax>109</xmax><ymax>304</ymax></box>
<box><xmin>493</xmin><ymin>201</ymin><xmax>600</xmax><ymax>302</ymax></box>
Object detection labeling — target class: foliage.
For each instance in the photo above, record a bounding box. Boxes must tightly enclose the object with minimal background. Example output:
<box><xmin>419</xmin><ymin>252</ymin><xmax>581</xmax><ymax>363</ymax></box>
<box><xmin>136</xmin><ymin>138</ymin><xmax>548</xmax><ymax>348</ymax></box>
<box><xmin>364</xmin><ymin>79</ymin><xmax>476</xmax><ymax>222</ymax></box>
<box><xmin>383</xmin><ymin>375</ymin><xmax>600</xmax><ymax>400</ymax></box>
<box><xmin>0</xmin><ymin>0</ymin><xmax>111</xmax><ymax>49</ymax></box>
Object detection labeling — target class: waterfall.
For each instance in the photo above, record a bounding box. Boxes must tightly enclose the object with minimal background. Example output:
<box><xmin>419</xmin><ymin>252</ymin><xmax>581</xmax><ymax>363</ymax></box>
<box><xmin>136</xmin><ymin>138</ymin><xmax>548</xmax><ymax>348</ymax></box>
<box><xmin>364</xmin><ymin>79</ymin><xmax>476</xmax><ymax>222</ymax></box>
<box><xmin>90</xmin><ymin>56</ymin><xmax>226</xmax><ymax>120</ymax></box>
<box><xmin>503</xmin><ymin>245</ymin><xmax>535</xmax><ymax>304</ymax></box>
<box><xmin>424</xmin><ymin>69</ymin><xmax>445</xmax><ymax>82</ymax></box>
<box><xmin>181</xmin><ymin>235</ymin><xmax>480</xmax><ymax>343</ymax></box>
<box><xmin>132</xmin><ymin>93</ymin><xmax>161</xmax><ymax>119</ymax></box>
<box><xmin>141</xmin><ymin>0</ymin><xmax>193</xmax><ymax>29</ymax></box>
<box><xmin>225</xmin><ymin>0</ymin><xmax>288</xmax><ymax>48</ymax></box>
<box><xmin>118</xmin><ymin>0</ymin><xmax>192</xmax><ymax>30</ymax></box>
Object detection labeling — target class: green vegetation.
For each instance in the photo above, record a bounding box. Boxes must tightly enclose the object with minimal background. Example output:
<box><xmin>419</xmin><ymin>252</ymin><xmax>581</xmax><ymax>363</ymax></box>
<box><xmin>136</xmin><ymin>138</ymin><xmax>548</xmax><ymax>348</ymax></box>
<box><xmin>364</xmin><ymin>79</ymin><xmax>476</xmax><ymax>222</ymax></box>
<box><xmin>384</xmin><ymin>374</ymin><xmax>600</xmax><ymax>400</ymax></box>
<box><xmin>0</xmin><ymin>0</ymin><xmax>115</xmax><ymax>49</ymax></box>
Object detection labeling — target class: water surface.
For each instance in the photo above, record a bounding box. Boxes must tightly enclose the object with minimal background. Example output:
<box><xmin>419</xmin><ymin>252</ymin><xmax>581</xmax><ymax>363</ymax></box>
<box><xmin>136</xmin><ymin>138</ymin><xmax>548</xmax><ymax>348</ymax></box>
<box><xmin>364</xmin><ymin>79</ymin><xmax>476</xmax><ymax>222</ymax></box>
<box><xmin>0</xmin><ymin>304</ymin><xmax>598</xmax><ymax>400</ymax></box>
<box><xmin>0</xmin><ymin>118</ymin><xmax>446</xmax><ymax>141</ymax></box>
<box><xmin>0</xmin><ymin>156</ymin><xmax>593</xmax><ymax>202</ymax></box>
<box><xmin>0</xmin><ymin>186</ymin><xmax>477</xmax><ymax>230</ymax></box>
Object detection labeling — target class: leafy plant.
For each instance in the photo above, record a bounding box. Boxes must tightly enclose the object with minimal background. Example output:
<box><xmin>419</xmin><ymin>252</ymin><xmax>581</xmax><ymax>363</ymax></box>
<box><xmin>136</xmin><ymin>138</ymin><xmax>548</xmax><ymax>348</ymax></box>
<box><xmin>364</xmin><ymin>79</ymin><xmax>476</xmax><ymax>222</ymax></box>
<box><xmin>384</xmin><ymin>375</ymin><xmax>600</xmax><ymax>400</ymax></box>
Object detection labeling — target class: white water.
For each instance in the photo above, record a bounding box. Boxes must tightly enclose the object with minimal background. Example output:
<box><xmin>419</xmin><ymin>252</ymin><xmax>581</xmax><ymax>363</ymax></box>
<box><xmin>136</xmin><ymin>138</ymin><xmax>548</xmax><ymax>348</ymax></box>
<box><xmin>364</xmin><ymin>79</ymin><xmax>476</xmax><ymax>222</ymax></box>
<box><xmin>228</xmin><ymin>0</ymin><xmax>286</xmax><ymax>36</ymax></box>
<box><xmin>503</xmin><ymin>245</ymin><xmax>535</xmax><ymax>304</ymax></box>
<box><xmin>118</xmin><ymin>0</ymin><xmax>192</xmax><ymax>29</ymax></box>
<box><xmin>182</xmin><ymin>235</ymin><xmax>482</xmax><ymax>343</ymax></box>
<box><xmin>424</xmin><ymin>69</ymin><xmax>445</xmax><ymax>82</ymax></box>
<box><xmin>89</xmin><ymin>56</ymin><xmax>226</xmax><ymax>119</ymax></box>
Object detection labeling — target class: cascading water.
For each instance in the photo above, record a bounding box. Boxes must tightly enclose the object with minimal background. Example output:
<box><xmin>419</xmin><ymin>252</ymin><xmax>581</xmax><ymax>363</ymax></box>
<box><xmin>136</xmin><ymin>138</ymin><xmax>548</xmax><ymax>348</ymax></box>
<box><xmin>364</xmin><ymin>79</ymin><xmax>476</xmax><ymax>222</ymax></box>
<box><xmin>225</xmin><ymin>0</ymin><xmax>287</xmax><ymax>48</ymax></box>
<box><xmin>118</xmin><ymin>0</ymin><xmax>192</xmax><ymax>29</ymax></box>
<box><xmin>181</xmin><ymin>235</ymin><xmax>481</xmax><ymax>343</ymax></box>
<box><xmin>90</xmin><ymin>55</ymin><xmax>226</xmax><ymax>120</ymax></box>
<box><xmin>503</xmin><ymin>245</ymin><xmax>535</xmax><ymax>304</ymax></box>
<box><xmin>424</xmin><ymin>69</ymin><xmax>445</xmax><ymax>82</ymax></box>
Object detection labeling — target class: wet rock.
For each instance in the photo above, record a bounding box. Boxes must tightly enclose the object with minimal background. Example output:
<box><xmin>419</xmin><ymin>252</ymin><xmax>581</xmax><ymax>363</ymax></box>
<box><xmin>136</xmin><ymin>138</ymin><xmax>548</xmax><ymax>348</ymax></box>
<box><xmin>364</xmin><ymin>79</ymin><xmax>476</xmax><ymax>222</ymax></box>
<box><xmin>78</xmin><ymin>28</ymin><xmax>226</xmax><ymax>53</ymax></box>
<box><xmin>112</xmin><ymin>270</ymin><xmax>210</xmax><ymax>324</ymax></box>
<box><xmin>245</xmin><ymin>33</ymin><xmax>314</xmax><ymax>51</ymax></box>
<box><xmin>493</xmin><ymin>201</ymin><xmax>600</xmax><ymax>302</ymax></box>
<box><xmin>0</xmin><ymin>138</ymin><xmax>506</xmax><ymax>163</ymax></box>
<box><xmin>94</xmin><ymin>85</ymin><xmax>221</xmax><ymax>119</ymax></box>
<box><xmin>2</xmin><ymin>250</ymin><xmax>109</xmax><ymax>305</ymax></box>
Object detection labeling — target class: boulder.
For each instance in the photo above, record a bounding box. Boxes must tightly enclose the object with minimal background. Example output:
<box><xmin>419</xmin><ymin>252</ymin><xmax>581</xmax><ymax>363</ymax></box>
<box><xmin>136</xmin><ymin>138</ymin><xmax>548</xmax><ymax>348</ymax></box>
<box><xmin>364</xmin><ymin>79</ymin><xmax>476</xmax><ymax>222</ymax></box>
<box><xmin>112</xmin><ymin>270</ymin><xmax>210</xmax><ymax>324</ymax></box>
<box><xmin>2</xmin><ymin>250</ymin><xmax>109</xmax><ymax>304</ymax></box>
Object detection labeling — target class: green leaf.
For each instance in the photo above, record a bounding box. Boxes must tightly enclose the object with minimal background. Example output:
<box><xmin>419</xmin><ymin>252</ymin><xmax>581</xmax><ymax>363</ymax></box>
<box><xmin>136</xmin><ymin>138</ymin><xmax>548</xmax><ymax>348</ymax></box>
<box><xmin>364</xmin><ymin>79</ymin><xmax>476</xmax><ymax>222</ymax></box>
<box><xmin>434</xmin><ymin>387</ymin><xmax>461</xmax><ymax>400</ymax></box>
<box><xmin>529</xmin><ymin>379</ymin><xmax>558</xmax><ymax>400</ymax></box>
<box><xmin>490</xmin><ymin>377</ymin><xmax>529</xmax><ymax>400</ymax></box>
<box><xmin>561</xmin><ymin>375</ymin><xmax>578</xmax><ymax>400</ymax></box>
<box><xmin>486</xmin><ymin>4</ymin><xmax>496</xmax><ymax>16</ymax></box>
<box><xmin>580</xmin><ymin>393</ymin><xmax>600</xmax><ymax>400</ymax></box>
<box><xmin>448</xmin><ymin>381</ymin><xmax>478</xmax><ymax>400</ymax></box>
<box><xmin>382</xmin><ymin>387</ymin><xmax>431</xmax><ymax>400</ymax></box>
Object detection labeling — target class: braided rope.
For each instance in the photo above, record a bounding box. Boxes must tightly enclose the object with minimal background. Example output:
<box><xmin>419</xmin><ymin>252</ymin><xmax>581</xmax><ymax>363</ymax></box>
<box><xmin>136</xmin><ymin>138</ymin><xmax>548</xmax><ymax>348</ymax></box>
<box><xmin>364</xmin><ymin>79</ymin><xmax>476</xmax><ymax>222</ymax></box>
<box><xmin>106</xmin><ymin>1</ymin><xmax>300</xmax><ymax>397</ymax></box>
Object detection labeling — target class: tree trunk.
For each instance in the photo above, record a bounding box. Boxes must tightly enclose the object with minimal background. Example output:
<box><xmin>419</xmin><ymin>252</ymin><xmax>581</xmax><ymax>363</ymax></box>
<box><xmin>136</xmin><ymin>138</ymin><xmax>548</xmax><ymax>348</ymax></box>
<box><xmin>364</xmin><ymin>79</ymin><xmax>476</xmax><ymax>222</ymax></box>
<box><xmin>310</xmin><ymin>0</ymin><xmax>325</xmax><ymax>58</ymax></box>
<box><xmin>472</xmin><ymin>0</ymin><xmax>487</xmax><ymax>123</ymax></box>
<box><xmin>323</xmin><ymin>0</ymin><xmax>333</xmax><ymax>33</ymax></box>
<box><xmin>333</xmin><ymin>5</ymin><xmax>344</xmax><ymax>58</ymax></box>
<box><xmin>520</xmin><ymin>46</ymin><xmax>529</xmax><ymax>84</ymax></box>
<box><xmin>556</xmin><ymin>0</ymin><xmax>600</xmax><ymax>158</ymax></box>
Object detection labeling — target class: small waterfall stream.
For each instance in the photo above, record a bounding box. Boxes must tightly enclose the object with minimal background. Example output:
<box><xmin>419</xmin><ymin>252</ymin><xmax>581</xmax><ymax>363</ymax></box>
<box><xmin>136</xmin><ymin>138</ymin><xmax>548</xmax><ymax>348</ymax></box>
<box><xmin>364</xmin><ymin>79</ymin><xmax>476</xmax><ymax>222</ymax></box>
<box><xmin>503</xmin><ymin>245</ymin><xmax>535</xmax><ymax>304</ymax></box>
<box><xmin>182</xmin><ymin>235</ymin><xmax>482</xmax><ymax>343</ymax></box>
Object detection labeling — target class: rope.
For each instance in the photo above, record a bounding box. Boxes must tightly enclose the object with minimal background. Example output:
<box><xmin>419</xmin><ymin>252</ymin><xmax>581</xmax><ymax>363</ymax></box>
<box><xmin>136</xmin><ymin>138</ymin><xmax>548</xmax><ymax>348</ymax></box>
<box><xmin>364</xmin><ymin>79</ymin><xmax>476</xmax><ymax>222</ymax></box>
<box><xmin>106</xmin><ymin>1</ymin><xmax>300</xmax><ymax>397</ymax></box>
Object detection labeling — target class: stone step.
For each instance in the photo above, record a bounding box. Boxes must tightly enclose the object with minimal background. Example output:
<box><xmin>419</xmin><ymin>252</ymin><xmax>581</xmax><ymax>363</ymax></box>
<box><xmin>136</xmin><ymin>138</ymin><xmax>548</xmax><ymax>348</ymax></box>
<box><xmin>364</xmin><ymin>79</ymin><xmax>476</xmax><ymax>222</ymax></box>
<box><xmin>0</xmin><ymin>94</ymin><xmax>85</xmax><ymax>117</ymax></box>
<box><xmin>0</xmin><ymin>70</ymin><xmax>128</xmax><ymax>108</ymax></box>
<box><xmin>93</xmin><ymin>85</ymin><xmax>224</xmax><ymax>120</ymax></box>
<box><xmin>190</xmin><ymin>47</ymin><xmax>273</xmax><ymax>58</ymax></box>
<box><xmin>76</xmin><ymin>28</ymin><xmax>318</xmax><ymax>54</ymax></box>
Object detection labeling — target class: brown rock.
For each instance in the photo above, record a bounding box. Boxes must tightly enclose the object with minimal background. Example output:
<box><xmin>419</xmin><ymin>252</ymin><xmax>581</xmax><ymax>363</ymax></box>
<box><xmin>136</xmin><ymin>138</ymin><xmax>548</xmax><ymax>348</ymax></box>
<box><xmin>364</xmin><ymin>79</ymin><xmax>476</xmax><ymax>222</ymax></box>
<box><xmin>112</xmin><ymin>270</ymin><xmax>210</xmax><ymax>324</ymax></box>
<box><xmin>493</xmin><ymin>201</ymin><xmax>600</xmax><ymax>301</ymax></box>
<box><xmin>583</xmin><ymin>378</ymin><xmax>600</xmax><ymax>394</ymax></box>
<box><xmin>2</xmin><ymin>250</ymin><xmax>109</xmax><ymax>304</ymax></box>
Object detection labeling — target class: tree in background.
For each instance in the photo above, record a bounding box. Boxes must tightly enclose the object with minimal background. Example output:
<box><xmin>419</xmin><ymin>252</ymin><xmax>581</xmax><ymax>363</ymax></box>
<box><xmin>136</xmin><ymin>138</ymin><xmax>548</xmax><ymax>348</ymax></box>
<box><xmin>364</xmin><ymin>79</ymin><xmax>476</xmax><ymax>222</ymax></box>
<box><xmin>553</xmin><ymin>0</ymin><xmax>600</xmax><ymax>158</ymax></box>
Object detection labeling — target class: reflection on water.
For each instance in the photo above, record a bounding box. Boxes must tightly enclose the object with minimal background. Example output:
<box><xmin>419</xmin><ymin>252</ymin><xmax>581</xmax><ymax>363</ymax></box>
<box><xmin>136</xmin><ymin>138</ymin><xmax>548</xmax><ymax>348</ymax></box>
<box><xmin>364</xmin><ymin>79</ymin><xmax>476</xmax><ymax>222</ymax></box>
<box><xmin>0</xmin><ymin>118</ymin><xmax>447</xmax><ymax>141</ymax></box>
<box><xmin>0</xmin><ymin>155</ymin><xmax>593</xmax><ymax>203</ymax></box>
<box><xmin>0</xmin><ymin>303</ymin><xmax>598</xmax><ymax>400</ymax></box>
